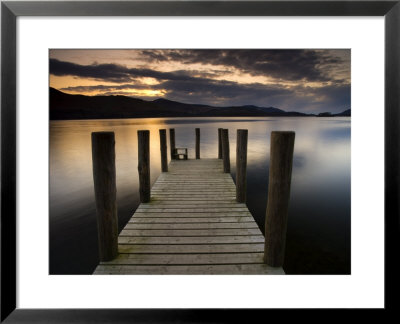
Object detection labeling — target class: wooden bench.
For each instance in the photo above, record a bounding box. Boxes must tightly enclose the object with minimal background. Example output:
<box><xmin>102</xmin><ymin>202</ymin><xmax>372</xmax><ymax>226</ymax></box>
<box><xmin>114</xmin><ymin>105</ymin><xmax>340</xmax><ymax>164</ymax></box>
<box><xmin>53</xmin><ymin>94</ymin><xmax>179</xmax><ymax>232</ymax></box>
<box><xmin>173</xmin><ymin>148</ymin><xmax>188</xmax><ymax>160</ymax></box>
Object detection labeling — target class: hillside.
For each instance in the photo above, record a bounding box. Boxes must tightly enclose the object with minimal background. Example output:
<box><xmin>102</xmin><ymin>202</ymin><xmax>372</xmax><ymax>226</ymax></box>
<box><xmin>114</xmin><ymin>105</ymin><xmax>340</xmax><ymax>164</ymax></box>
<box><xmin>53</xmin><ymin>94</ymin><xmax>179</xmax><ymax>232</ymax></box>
<box><xmin>49</xmin><ymin>88</ymin><xmax>349</xmax><ymax>120</ymax></box>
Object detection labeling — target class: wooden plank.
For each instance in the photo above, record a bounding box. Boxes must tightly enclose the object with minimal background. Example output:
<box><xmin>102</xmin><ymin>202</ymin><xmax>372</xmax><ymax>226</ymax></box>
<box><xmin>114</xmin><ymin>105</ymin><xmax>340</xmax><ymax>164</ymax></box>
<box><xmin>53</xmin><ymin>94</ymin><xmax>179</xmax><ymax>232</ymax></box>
<box><xmin>145</xmin><ymin>199</ymin><xmax>239</xmax><ymax>203</ymax></box>
<box><xmin>168</xmin><ymin>166</ymin><xmax>225</xmax><ymax>168</ymax></box>
<box><xmin>150</xmin><ymin>198</ymin><xmax>237</xmax><ymax>200</ymax></box>
<box><xmin>153</xmin><ymin>190</ymin><xmax>234</xmax><ymax>192</ymax></box>
<box><xmin>150</xmin><ymin>197</ymin><xmax>237</xmax><ymax>201</ymax></box>
<box><xmin>152</xmin><ymin>192</ymin><xmax>235</xmax><ymax>195</ymax></box>
<box><xmin>154</xmin><ymin>181</ymin><xmax>234</xmax><ymax>184</ymax></box>
<box><xmin>157</xmin><ymin>175</ymin><xmax>231</xmax><ymax>178</ymax></box>
<box><xmin>100</xmin><ymin>252</ymin><xmax>265</xmax><ymax>265</ymax></box>
<box><xmin>129</xmin><ymin>216</ymin><xmax>256</xmax><ymax>223</ymax></box>
<box><xmin>154</xmin><ymin>183</ymin><xmax>233</xmax><ymax>186</ymax></box>
<box><xmin>153</xmin><ymin>181</ymin><xmax>234</xmax><ymax>184</ymax></box>
<box><xmin>117</xmin><ymin>243</ymin><xmax>264</xmax><ymax>254</ymax></box>
<box><xmin>151</xmin><ymin>195</ymin><xmax>236</xmax><ymax>198</ymax></box>
<box><xmin>152</xmin><ymin>189</ymin><xmax>236</xmax><ymax>192</ymax></box>
<box><xmin>152</xmin><ymin>185</ymin><xmax>235</xmax><ymax>189</ymax></box>
<box><xmin>160</xmin><ymin>168</ymin><xmax>226</xmax><ymax>170</ymax></box>
<box><xmin>124</xmin><ymin>222</ymin><xmax>259</xmax><ymax>229</ymax></box>
<box><xmin>165</xmin><ymin>170</ymin><xmax>225</xmax><ymax>172</ymax></box>
<box><xmin>159</xmin><ymin>177</ymin><xmax>230</xmax><ymax>179</ymax></box>
<box><xmin>166</xmin><ymin>171</ymin><xmax>225</xmax><ymax>173</ymax></box>
<box><xmin>150</xmin><ymin>199</ymin><xmax>237</xmax><ymax>202</ymax></box>
<box><xmin>118</xmin><ymin>235</ymin><xmax>265</xmax><ymax>244</ymax></box>
<box><xmin>152</xmin><ymin>184</ymin><xmax>235</xmax><ymax>186</ymax></box>
<box><xmin>120</xmin><ymin>228</ymin><xmax>262</xmax><ymax>237</ymax></box>
<box><xmin>156</xmin><ymin>182</ymin><xmax>233</xmax><ymax>184</ymax></box>
<box><xmin>93</xmin><ymin>158</ymin><xmax>285</xmax><ymax>275</ymax></box>
<box><xmin>135</xmin><ymin>208</ymin><xmax>250</xmax><ymax>213</ymax></box>
<box><xmin>132</xmin><ymin>212</ymin><xmax>252</xmax><ymax>217</ymax></box>
<box><xmin>166</xmin><ymin>167</ymin><xmax>224</xmax><ymax>169</ymax></box>
<box><xmin>153</xmin><ymin>181</ymin><xmax>235</xmax><ymax>185</ymax></box>
<box><xmin>155</xmin><ymin>183</ymin><xmax>232</xmax><ymax>185</ymax></box>
<box><xmin>164</xmin><ymin>173</ymin><xmax>225</xmax><ymax>176</ymax></box>
<box><xmin>152</xmin><ymin>192</ymin><xmax>234</xmax><ymax>195</ymax></box>
<box><xmin>141</xmin><ymin>204</ymin><xmax>245</xmax><ymax>208</ymax></box>
<box><xmin>94</xmin><ymin>264</ymin><xmax>284</xmax><ymax>275</ymax></box>
<box><xmin>158</xmin><ymin>172</ymin><xmax>228</xmax><ymax>174</ymax></box>
<box><xmin>137</xmin><ymin>203</ymin><xmax>247</xmax><ymax>208</ymax></box>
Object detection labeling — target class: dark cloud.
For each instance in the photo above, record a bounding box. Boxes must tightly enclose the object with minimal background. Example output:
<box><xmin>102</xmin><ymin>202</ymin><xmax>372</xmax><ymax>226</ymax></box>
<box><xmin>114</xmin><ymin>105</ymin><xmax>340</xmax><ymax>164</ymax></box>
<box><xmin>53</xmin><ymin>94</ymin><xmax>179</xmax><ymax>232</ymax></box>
<box><xmin>276</xmin><ymin>83</ymin><xmax>351</xmax><ymax>113</ymax></box>
<box><xmin>51</xmin><ymin>49</ymin><xmax>350</xmax><ymax>113</ymax></box>
<box><xmin>157</xmin><ymin>79</ymin><xmax>289</xmax><ymax>105</ymax></box>
<box><xmin>60</xmin><ymin>83</ymin><xmax>151</xmax><ymax>93</ymax></box>
<box><xmin>50</xmin><ymin>59</ymin><xmax>132</xmax><ymax>82</ymax></box>
<box><xmin>50</xmin><ymin>59</ymin><xmax>205</xmax><ymax>83</ymax></box>
<box><xmin>137</xmin><ymin>49</ymin><xmax>348</xmax><ymax>83</ymax></box>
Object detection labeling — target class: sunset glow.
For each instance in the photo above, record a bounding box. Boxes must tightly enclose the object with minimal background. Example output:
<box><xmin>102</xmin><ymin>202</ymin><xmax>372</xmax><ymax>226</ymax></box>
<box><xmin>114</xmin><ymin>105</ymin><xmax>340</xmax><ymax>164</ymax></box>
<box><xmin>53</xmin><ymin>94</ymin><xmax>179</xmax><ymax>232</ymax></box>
<box><xmin>50</xmin><ymin>49</ymin><xmax>350</xmax><ymax>113</ymax></box>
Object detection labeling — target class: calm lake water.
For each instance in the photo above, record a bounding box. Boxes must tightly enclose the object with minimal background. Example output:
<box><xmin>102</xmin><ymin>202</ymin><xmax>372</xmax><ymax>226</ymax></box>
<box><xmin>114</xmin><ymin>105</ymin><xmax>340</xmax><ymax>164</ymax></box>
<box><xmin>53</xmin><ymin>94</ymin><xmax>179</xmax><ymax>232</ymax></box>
<box><xmin>50</xmin><ymin>117</ymin><xmax>350</xmax><ymax>274</ymax></box>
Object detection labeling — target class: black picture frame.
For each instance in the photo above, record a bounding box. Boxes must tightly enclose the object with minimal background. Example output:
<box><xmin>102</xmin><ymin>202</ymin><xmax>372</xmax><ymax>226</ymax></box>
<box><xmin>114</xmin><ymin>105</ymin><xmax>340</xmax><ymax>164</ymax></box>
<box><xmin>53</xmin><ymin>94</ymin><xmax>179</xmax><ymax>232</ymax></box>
<box><xmin>1</xmin><ymin>0</ymin><xmax>399</xmax><ymax>322</ymax></box>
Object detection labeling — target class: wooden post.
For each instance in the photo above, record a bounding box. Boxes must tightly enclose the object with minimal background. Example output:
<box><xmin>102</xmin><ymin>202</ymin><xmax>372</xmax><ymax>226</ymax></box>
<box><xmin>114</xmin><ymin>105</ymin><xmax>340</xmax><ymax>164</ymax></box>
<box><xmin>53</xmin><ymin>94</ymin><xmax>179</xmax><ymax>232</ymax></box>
<box><xmin>218</xmin><ymin>128</ymin><xmax>223</xmax><ymax>159</ymax></box>
<box><xmin>221</xmin><ymin>129</ymin><xmax>230</xmax><ymax>173</ymax></box>
<box><xmin>236</xmin><ymin>129</ymin><xmax>248</xmax><ymax>203</ymax></box>
<box><xmin>138</xmin><ymin>130</ymin><xmax>150</xmax><ymax>203</ymax></box>
<box><xmin>195</xmin><ymin>128</ymin><xmax>200</xmax><ymax>159</ymax></box>
<box><xmin>169</xmin><ymin>128</ymin><xmax>176</xmax><ymax>160</ymax></box>
<box><xmin>91</xmin><ymin>132</ymin><xmax>118</xmax><ymax>262</ymax></box>
<box><xmin>159</xmin><ymin>129</ymin><xmax>168</xmax><ymax>172</ymax></box>
<box><xmin>264</xmin><ymin>131</ymin><xmax>295</xmax><ymax>267</ymax></box>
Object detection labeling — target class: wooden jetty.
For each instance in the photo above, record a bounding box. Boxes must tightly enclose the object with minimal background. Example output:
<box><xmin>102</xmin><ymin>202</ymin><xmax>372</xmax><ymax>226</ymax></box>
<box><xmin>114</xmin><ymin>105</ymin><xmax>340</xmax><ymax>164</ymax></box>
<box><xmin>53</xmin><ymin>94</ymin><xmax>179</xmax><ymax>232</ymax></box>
<box><xmin>92</xmin><ymin>129</ymin><xmax>294</xmax><ymax>275</ymax></box>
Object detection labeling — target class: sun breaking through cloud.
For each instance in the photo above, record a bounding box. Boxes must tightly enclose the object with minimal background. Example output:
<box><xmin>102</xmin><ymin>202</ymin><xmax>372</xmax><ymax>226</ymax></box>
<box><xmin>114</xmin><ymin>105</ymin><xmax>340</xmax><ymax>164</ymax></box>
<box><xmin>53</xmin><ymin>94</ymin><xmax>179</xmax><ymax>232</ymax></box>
<box><xmin>49</xmin><ymin>49</ymin><xmax>350</xmax><ymax>113</ymax></box>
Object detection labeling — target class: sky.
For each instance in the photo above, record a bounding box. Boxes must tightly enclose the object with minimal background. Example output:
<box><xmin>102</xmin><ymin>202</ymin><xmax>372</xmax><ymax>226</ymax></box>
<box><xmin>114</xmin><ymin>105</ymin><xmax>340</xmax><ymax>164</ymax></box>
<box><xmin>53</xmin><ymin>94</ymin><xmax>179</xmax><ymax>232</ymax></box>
<box><xmin>49</xmin><ymin>49</ymin><xmax>350</xmax><ymax>114</ymax></box>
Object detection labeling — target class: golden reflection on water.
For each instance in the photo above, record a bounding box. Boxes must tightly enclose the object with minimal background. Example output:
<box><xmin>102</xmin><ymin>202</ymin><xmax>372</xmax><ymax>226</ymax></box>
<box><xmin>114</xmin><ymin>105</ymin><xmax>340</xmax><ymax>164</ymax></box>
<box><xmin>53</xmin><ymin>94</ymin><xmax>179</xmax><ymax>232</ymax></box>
<box><xmin>50</xmin><ymin>118</ymin><xmax>169</xmax><ymax>202</ymax></box>
<box><xmin>50</xmin><ymin>116</ymin><xmax>351</xmax><ymax>275</ymax></box>
<box><xmin>50</xmin><ymin>117</ymin><xmax>350</xmax><ymax>215</ymax></box>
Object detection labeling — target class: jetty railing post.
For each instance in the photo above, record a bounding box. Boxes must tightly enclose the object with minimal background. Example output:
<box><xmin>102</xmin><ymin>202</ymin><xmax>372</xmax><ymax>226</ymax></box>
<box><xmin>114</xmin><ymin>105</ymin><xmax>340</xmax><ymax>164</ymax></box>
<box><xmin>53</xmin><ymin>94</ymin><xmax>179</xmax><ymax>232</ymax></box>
<box><xmin>169</xmin><ymin>128</ymin><xmax>176</xmax><ymax>160</ymax></box>
<box><xmin>138</xmin><ymin>130</ymin><xmax>150</xmax><ymax>203</ymax></box>
<box><xmin>221</xmin><ymin>129</ymin><xmax>230</xmax><ymax>173</ymax></box>
<box><xmin>218</xmin><ymin>128</ymin><xmax>223</xmax><ymax>159</ymax></box>
<box><xmin>236</xmin><ymin>129</ymin><xmax>248</xmax><ymax>203</ymax></box>
<box><xmin>264</xmin><ymin>131</ymin><xmax>295</xmax><ymax>267</ymax></box>
<box><xmin>91</xmin><ymin>132</ymin><xmax>118</xmax><ymax>262</ymax></box>
<box><xmin>159</xmin><ymin>129</ymin><xmax>168</xmax><ymax>172</ymax></box>
<box><xmin>195</xmin><ymin>128</ymin><xmax>200</xmax><ymax>159</ymax></box>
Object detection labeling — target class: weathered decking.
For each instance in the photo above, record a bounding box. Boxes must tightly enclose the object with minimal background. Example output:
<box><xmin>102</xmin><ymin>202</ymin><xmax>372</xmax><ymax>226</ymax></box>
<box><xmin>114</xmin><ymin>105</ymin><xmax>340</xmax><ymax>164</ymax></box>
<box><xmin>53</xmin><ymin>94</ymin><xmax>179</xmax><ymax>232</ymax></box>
<box><xmin>94</xmin><ymin>159</ymin><xmax>284</xmax><ymax>274</ymax></box>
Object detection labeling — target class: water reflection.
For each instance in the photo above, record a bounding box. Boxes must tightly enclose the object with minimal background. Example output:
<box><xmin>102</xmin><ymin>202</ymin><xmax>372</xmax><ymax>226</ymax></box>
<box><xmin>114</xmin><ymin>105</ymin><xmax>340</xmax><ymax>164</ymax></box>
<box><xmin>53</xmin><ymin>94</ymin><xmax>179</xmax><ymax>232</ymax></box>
<box><xmin>50</xmin><ymin>117</ymin><xmax>350</xmax><ymax>274</ymax></box>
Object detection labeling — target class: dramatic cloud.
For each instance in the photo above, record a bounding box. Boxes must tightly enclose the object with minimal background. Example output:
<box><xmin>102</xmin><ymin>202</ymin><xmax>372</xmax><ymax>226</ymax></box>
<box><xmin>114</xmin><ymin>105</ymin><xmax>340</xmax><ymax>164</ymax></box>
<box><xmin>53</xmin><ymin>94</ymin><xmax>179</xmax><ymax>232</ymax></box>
<box><xmin>137</xmin><ymin>49</ymin><xmax>348</xmax><ymax>83</ymax></box>
<box><xmin>50</xmin><ymin>59</ymin><xmax>205</xmax><ymax>83</ymax></box>
<box><xmin>50</xmin><ymin>49</ymin><xmax>350</xmax><ymax>113</ymax></box>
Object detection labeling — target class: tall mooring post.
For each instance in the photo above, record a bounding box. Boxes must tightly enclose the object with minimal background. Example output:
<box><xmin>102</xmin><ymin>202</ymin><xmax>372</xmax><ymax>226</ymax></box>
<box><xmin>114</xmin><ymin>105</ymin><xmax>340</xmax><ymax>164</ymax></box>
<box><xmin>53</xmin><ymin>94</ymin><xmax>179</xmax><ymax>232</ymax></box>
<box><xmin>221</xmin><ymin>129</ymin><xmax>230</xmax><ymax>173</ymax></box>
<box><xmin>169</xmin><ymin>128</ymin><xmax>176</xmax><ymax>160</ymax></box>
<box><xmin>195</xmin><ymin>128</ymin><xmax>200</xmax><ymax>159</ymax></box>
<box><xmin>138</xmin><ymin>130</ymin><xmax>150</xmax><ymax>203</ymax></box>
<box><xmin>264</xmin><ymin>131</ymin><xmax>295</xmax><ymax>267</ymax></box>
<box><xmin>159</xmin><ymin>129</ymin><xmax>168</xmax><ymax>172</ymax></box>
<box><xmin>236</xmin><ymin>129</ymin><xmax>248</xmax><ymax>203</ymax></box>
<box><xmin>218</xmin><ymin>128</ymin><xmax>223</xmax><ymax>159</ymax></box>
<box><xmin>91</xmin><ymin>131</ymin><xmax>118</xmax><ymax>261</ymax></box>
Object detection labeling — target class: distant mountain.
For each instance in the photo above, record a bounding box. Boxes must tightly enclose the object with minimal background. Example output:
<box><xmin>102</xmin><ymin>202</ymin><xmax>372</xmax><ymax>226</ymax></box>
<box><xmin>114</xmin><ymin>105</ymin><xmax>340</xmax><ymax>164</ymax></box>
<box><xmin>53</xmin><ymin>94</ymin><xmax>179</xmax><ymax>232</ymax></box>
<box><xmin>232</xmin><ymin>105</ymin><xmax>285</xmax><ymax>114</ymax></box>
<box><xmin>49</xmin><ymin>88</ymin><xmax>346</xmax><ymax>120</ymax></box>
<box><xmin>152</xmin><ymin>98</ymin><xmax>214</xmax><ymax>114</ymax></box>
<box><xmin>334</xmin><ymin>109</ymin><xmax>351</xmax><ymax>117</ymax></box>
<box><xmin>317</xmin><ymin>109</ymin><xmax>351</xmax><ymax>117</ymax></box>
<box><xmin>50</xmin><ymin>87</ymin><xmax>177</xmax><ymax>120</ymax></box>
